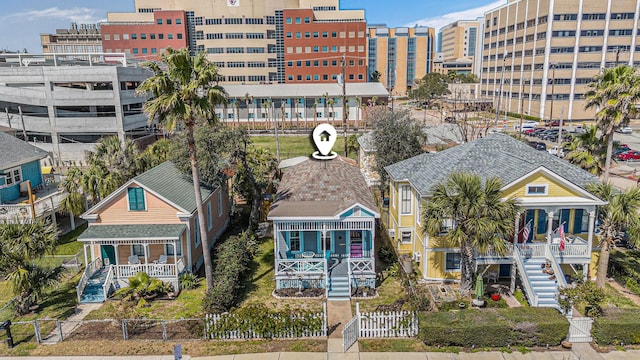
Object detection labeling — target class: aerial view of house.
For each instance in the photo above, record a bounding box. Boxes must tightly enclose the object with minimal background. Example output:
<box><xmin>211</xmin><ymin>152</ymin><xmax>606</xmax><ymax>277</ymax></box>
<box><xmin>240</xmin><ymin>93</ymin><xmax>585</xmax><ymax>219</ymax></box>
<box><xmin>76</xmin><ymin>161</ymin><xmax>230</xmax><ymax>302</ymax></box>
<box><xmin>385</xmin><ymin>133</ymin><xmax>606</xmax><ymax>308</ymax></box>
<box><xmin>268</xmin><ymin>156</ymin><xmax>380</xmax><ymax>300</ymax></box>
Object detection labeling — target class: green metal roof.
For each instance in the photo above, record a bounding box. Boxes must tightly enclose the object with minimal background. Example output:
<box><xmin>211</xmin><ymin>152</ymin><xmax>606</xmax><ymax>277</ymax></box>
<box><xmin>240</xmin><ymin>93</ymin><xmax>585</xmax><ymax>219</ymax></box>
<box><xmin>77</xmin><ymin>224</ymin><xmax>186</xmax><ymax>241</ymax></box>
<box><xmin>133</xmin><ymin>161</ymin><xmax>214</xmax><ymax>213</ymax></box>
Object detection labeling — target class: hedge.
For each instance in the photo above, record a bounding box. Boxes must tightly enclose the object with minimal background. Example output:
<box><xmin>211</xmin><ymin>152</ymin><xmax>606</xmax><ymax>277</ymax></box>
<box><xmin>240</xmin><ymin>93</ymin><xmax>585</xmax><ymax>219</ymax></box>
<box><xmin>609</xmin><ymin>251</ymin><xmax>640</xmax><ymax>295</ymax></box>
<box><xmin>419</xmin><ymin>308</ymin><xmax>568</xmax><ymax>347</ymax></box>
<box><xmin>593</xmin><ymin>308</ymin><xmax>640</xmax><ymax>345</ymax></box>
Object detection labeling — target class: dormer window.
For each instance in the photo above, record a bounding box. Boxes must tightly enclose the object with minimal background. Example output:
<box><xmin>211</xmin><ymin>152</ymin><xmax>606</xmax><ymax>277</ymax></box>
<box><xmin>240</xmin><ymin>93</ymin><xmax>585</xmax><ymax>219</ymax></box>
<box><xmin>127</xmin><ymin>187</ymin><xmax>146</xmax><ymax>211</ymax></box>
<box><xmin>526</xmin><ymin>184</ymin><xmax>548</xmax><ymax>195</ymax></box>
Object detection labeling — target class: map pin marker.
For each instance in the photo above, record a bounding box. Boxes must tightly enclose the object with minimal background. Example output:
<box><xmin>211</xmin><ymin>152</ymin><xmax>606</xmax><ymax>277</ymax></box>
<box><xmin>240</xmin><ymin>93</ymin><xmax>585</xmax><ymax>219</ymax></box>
<box><xmin>313</xmin><ymin>123</ymin><xmax>337</xmax><ymax>157</ymax></box>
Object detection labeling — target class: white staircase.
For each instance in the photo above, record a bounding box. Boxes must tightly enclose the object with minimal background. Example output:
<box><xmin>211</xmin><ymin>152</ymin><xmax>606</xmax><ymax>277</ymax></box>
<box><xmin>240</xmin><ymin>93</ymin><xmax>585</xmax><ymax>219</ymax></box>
<box><xmin>522</xmin><ymin>257</ymin><xmax>561</xmax><ymax>308</ymax></box>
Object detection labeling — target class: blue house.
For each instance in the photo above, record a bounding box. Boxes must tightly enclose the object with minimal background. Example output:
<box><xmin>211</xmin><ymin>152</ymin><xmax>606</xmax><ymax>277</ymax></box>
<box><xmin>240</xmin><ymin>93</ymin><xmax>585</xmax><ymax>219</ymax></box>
<box><xmin>0</xmin><ymin>132</ymin><xmax>58</xmax><ymax>222</ymax></box>
<box><xmin>268</xmin><ymin>156</ymin><xmax>380</xmax><ymax>300</ymax></box>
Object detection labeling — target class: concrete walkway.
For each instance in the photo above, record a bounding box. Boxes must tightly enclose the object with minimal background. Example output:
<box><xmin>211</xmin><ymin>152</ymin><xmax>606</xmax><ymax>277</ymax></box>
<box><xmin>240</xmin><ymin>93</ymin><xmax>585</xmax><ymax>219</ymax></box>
<box><xmin>41</xmin><ymin>303</ymin><xmax>102</xmax><ymax>343</ymax></box>
<box><xmin>326</xmin><ymin>300</ymin><xmax>356</xmax><ymax>353</ymax></box>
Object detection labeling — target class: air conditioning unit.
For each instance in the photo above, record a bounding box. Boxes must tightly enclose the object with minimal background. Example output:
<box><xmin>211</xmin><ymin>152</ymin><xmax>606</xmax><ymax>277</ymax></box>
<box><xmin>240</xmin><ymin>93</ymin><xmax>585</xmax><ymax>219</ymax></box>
<box><xmin>413</xmin><ymin>252</ymin><xmax>422</xmax><ymax>263</ymax></box>
<box><xmin>388</xmin><ymin>229</ymin><xmax>396</xmax><ymax>238</ymax></box>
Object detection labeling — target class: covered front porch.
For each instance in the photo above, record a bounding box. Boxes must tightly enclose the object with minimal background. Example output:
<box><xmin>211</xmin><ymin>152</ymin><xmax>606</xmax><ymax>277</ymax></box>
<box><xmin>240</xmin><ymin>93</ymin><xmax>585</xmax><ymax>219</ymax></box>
<box><xmin>273</xmin><ymin>219</ymin><xmax>377</xmax><ymax>294</ymax></box>
<box><xmin>77</xmin><ymin>224</ymin><xmax>188</xmax><ymax>302</ymax></box>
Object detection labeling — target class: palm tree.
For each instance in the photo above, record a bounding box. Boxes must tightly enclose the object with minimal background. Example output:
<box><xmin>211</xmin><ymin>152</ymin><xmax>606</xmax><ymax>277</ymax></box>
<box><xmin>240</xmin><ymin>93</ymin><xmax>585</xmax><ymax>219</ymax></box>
<box><xmin>323</xmin><ymin>92</ymin><xmax>329</xmax><ymax>121</ymax></box>
<box><xmin>564</xmin><ymin>125</ymin><xmax>606</xmax><ymax>175</ymax></box>
<box><xmin>136</xmin><ymin>47</ymin><xmax>227</xmax><ymax>291</ymax></box>
<box><xmin>59</xmin><ymin>166</ymin><xmax>86</xmax><ymax>218</ymax></box>
<box><xmin>587</xmin><ymin>182</ymin><xmax>640</xmax><ymax>289</ymax></box>
<box><xmin>422</xmin><ymin>173</ymin><xmax>520</xmax><ymax>294</ymax></box>
<box><xmin>585</xmin><ymin>65</ymin><xmax>640</xmax><ymax>181</ymax></box>
<box><xmin>312</xmin><ymin>99</ymin><xmax>318</xmax><ymax>127</ymax></box>
<box><xmin>328</xmin><ymin>97</ymin><xmax>336</xmax><ymax>124</ymax></box>
<box><xmin>0</xmin><ymin>220</ymin><xmax>62</xmax><ymax>315</ymax></box>
<box><xmin>355</xmin><ymin>97</ymin><xmax>361</xmax><ymax>129</ymax></box>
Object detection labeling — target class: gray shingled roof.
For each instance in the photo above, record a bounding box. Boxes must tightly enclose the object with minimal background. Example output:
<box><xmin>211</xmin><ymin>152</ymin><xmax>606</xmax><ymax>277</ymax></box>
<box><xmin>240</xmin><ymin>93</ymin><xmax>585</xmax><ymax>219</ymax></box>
<box><xmin>357</xmin><ymin>132</ymin><xmax>375</xmax><ymax>152</ymax></box>
<box><xmin>133</xmin><ymin>161</ymin><xmax>214</xmax><ymax>213</ymax></box>
<box><xmin>268</xmin><ymin>157</ymin><xmax>379</xmax><ymax>218</ymax></box>
<box><xmin>385</xmin><ymin>133</ymin><xmax>600</xmax><ymax>197</ymax></box>
<box><xmin>78</xmin><ymin>224</ymin><xmax>185</xmax><ymax>241</ymax></box>
<box><xmin>0</xmin><ymin>132</ymin><xmax>49</xmax><ymax>170</ymax></box>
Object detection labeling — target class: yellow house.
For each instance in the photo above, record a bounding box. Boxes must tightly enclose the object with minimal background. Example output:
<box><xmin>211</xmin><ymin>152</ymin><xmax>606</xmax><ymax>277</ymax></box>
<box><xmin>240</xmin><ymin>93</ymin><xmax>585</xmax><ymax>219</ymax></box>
<box><xmin>385</xmin><ymin>133</ymin><xmax>605</xmax><ymax>308</ymax></box>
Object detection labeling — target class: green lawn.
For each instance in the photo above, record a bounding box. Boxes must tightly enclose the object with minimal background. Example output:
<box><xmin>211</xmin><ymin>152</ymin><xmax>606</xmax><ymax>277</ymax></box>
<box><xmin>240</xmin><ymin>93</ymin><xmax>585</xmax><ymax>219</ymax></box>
<box><xmin>54</xmin><ymin>223</ymin><xmax>87</xmax><ymax>256</ymax></box>
<box><xmin>250</xmin><ymin>135</ymin><xmax>357</xmax><ymax>160</ymax></box>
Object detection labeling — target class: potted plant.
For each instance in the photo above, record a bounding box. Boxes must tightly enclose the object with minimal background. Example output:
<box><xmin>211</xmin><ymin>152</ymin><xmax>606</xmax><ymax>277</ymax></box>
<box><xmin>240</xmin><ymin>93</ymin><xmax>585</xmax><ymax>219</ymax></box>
<box><xmin>472</xmin><ymin>275</ymin><xmax>485</xmax><ymax>307</ymax></box>
<box><xmin>490</xmin><ymin>293</ymin><xmax>502</xmax><ymax>301</ymax></box>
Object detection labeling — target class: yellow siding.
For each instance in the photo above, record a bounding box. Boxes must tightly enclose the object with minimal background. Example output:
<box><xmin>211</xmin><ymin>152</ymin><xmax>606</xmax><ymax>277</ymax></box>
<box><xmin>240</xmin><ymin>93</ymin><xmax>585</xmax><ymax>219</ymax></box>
<box><xmin>502</xmin><ymin>172</ymin><xmax>584</xmax><ymax>199</ymax></box>
<box><xmin>427</xmin><ymin>251</ymin><xmax>459</xmax><ymax>280</ymax></box>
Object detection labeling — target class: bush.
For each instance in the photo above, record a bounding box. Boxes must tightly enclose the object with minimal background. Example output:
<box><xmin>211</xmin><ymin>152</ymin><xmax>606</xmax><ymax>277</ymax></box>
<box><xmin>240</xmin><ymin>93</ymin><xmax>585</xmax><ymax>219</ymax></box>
<box><xmin>419</xmin><ymin>308</ymin><xmax>568</xmax><ymax>347</ymax></box>
<box><xmin>610</xmin><ymin>251</ymin><xmax>640</xmax><ymax>295</ymax></box>
<box><xmin>179</xmin><ymin>271</ymin><xmax>200</xmax><ymax>290</ymax></box>
<box><xmin>378</xmin><ymin>245</ymin><xmax>397</xmax><ymax>266</ymax></box>
<box><xmin>593</xmin><ymin>308</ymin><xmax>640</xmax><ymax>345</ymax></box>
<box><xmin>203</xmin><ymin>233</ymin><xmax>253</xmax><ymax>313</ymax></box>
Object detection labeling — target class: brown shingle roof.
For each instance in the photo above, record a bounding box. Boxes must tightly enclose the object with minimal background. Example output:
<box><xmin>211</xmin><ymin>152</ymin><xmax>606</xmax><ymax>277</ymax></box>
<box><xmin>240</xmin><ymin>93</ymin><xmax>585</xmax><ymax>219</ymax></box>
<box><xmin>268</xmin><ymin>156</ymin><xmax>378</xmax><ymax>218</ymax></box>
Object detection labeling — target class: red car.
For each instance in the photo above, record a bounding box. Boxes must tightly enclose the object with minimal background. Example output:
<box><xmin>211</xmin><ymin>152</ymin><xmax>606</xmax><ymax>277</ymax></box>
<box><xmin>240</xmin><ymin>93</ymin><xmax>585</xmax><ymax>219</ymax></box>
<box><xmin>616</xmin><ymin>150</ymin><xmax>640</xmax><ymax>161</ymax></box>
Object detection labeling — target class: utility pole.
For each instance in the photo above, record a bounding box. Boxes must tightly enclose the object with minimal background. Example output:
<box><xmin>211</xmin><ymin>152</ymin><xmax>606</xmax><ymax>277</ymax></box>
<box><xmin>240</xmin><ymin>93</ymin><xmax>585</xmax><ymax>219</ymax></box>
<box><xmin>495</xmin><ymin>56</ymin><xmax>507</xmax><ymax>131</ymax></box>
<box><xmin>18</xmin><ymin>106</ymin><xmax>27</xmax><ymax>141</ymax></box>
<box><xmin>556</xmin><ymin>106</ymin><xmax>565</xmax><ymax>157</ymax></box>
<box><xmin>519</xmin><ymin>81</ymin><xmax>525</xmax><ymax>139</ymax></box>
<box><xmin>342</xmin><ymin>54</ymin><xmax>347</xmax><ymax>157</ymax></box>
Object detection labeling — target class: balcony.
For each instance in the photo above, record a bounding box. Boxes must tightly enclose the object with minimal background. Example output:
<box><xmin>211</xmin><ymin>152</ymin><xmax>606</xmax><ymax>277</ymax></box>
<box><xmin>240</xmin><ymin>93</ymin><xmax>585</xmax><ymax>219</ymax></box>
<box><xmin>476</xmin><ymin>236</ymin><xmax>591</xmax><ymax>265</ymax></box>
<box><xmin>0</xmin><ymin>177</ymin><xmax>65</xmax><ymax>223</ymax></box>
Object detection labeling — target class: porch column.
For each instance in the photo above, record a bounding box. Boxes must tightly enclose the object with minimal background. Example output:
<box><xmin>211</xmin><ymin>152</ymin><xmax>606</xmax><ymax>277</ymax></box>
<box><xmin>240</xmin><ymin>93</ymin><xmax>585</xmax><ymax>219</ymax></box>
<box><xmin>587</xmin><ymin>210</ymin><xmax>596</xmax><ymax>250</ymax></box>
<box><xmin>174</xmin><ymin>240</ymin><xmax>178</xmax><ymax>264</ymax></box>
<box><xmin>69</xmin><ymin>212</ymin><xmax>75</xmax><ymax>230</ymax></box>
<box><xmin>83</xmin><ymin>243</ymin><xmax>89</xmax><ymax>267</ymax></box>
<box><xmin>114</xmin><ymin>244</ymin><xmax>119</xmax><ymax>265</ymax></box>
<box><xmin>546</xmin><ymin>211</ymin><xmax>554</xmax><ymax>244</ymax></box>
<box><xmin>513</xmin><ymin>211</ymin><xmax>521</xmax><ymax>246</ymax></box>
<box><xmin>510</xmin><ymin>260</ymin><xmax>517</xmax><ymax>293</ymax></box>
<box><xmin>143</xmin><ymin>244</ymin><xmax>148</xmax><ymax>264</ymax></box>
<box><xmin>583</xmin><ymin>263</ymin><xmax>589</xmax><ymax>281</ymax></box>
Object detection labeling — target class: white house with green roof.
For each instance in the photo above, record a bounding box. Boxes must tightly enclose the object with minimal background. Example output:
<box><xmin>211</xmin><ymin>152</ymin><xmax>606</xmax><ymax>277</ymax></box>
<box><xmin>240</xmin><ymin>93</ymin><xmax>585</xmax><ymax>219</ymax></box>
<box><xmin>76</xmin><ymin>161</ymin><xmax>230</xmax><ymax>303</ymax></box>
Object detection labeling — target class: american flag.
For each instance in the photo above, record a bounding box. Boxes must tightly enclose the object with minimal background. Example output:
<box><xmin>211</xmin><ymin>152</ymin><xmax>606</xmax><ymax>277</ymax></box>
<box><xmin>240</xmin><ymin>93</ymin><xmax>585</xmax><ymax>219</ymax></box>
<box><xmin>522</xmin><ymin>220</ymin><xmax>532</xmax><ymax>242</ymax></box>
<box><xmin>559</xmin><ymin>223</ymin><xmax>566</xmax><ymax>251</ymax></box>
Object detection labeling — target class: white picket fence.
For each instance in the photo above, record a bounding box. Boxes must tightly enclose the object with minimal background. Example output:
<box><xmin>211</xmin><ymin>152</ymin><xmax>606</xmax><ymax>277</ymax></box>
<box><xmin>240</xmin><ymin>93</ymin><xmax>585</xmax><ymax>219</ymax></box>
<box><xmin>356</xmin><ymin>303</ymin><xmax>418</xmax><ymax>338</ymax></box>
<box><xmin>204</xmin><ymin>303</ymin><xmax>327</xmax><ymax>340</ymax></box>
<box><xmin>567</xmin><ymin>316</ymin><xmax>593</xmax><ymax>343</ymax></box>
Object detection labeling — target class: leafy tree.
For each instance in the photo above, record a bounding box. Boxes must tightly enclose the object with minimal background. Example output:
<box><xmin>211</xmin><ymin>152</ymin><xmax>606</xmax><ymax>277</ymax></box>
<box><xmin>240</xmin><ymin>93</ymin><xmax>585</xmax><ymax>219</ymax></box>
<box><xmin>564</xmin><ymin>126</ymin><xmax>605</xmax><ymax>175</ymax></box>
<box><xmin>558</xmin><ymin>280</ymin><xmax>605</xmax><ymax>317</ymax></box>
<box><xmin>140</xmin><ymin>138</ymin><xmax>173</xmax><ymax>169</ymax></box>
<box><xmin>347</xmin><ymin>134</ymin><xmax>360</xmax><ymax>159</ymax></box>
<box><xmin>371</xmin><ymin>108</ymin><xmax>426</xmax><ymax>193</ymax></box>
<box><xmin>0</xmin><ymin>220</ymin><xmax>62</xmax><ymax>315</ymax></box>
<box><xmin>410</xmin><ymin>73</ymin><xmax>451</xmax><ymax>122</ymax></box>
<box><xmin>370</xmin><ymin>70</ymin><xmax>381</xmax><ymax>82</ymax></box>
<box><xmin>137</xmin><ymin>47</ymin><xmax>227</xmax><ymax>291</ymax></box>
<box><xmin>234</xmin><ymin>147</ymin><xmax>278</xmax><ymax>229</ymax></box>
<box><xmin>585</xmin><ymin>65</ymin><xmax>640</xmax><ymax>181</ymax></box>
<box><xmin>422</xmin><ymin>174</ymin><xmax>520</xmax><ymax>294</ymax></box>
<box><xmin>114</xmin><ymin>271</ymin><xmax>172</xmax><ymax>307</ymax></box>
<box><xmin>587</xmin><ymin>182</ymin><xmax>640</xmax><ymax>289</ymax></box>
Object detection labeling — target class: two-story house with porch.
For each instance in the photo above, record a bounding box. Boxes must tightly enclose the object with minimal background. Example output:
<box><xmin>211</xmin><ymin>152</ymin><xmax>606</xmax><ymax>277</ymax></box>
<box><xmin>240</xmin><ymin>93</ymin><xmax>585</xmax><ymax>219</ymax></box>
<box><xmin>0</xmin><ymin>132</ymin><xmax>64</xmax><ymax>224</ymax></box>
<box><xmin>76</xmin><ymin>161</ymin><xmax>230</xmax><ymax>303</ymax></box>
<box><xmin>268</xmin><ymin>156</ymin><xmax>380</xmax><ymax>300</ymax></box>
<box><xmin>385</xmin><ymin>133</ymin><xmax>605</xmax><ymax>308</ymax></box>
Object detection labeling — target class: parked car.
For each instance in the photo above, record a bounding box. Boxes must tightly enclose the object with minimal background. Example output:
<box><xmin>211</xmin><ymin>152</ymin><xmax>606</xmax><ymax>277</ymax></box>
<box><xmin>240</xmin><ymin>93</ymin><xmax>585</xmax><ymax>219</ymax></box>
<box><xmin>616</xmin><ymin>126</ymin><xmax>633</xmax><ymax>134</ymax></box>
<box><xmin>547</xmin><ymin>120</ymin><xmax>561</xmax><ymax>127</ymax></box>
<box><xmin>548</xmin><ymin>146</ymin><xmax>565</xmax><ymax>157</ymax></box>
<box><xmin>528</xmin><ymin>141</ymin><xmax>547</xmax><ymax>151</ymax></box>
<box><xmin>529</xmin><ymin>128</ymin><xmax>547</xmax><ymax>137</ymax></box>
<box><xmin>541</xmin><ymin>130</ymin><xmax>559</xmax><ymax>140</ymax></box>
<box><xmin>616</xmin><ymin>150</ymin><xmax>640</xmax><ymax>161</ymax></box>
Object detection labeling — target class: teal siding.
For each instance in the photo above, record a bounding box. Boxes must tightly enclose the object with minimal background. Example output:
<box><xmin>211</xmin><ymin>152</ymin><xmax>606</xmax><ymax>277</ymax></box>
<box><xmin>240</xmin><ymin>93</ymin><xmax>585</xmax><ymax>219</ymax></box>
<box><xmin>0</xmin><ymin>184</ymin><xmax>19</xmax><ymax>203</ymax></box>
<box><xmin>21</xmin><ymin>161</ymin><xmax>42</xmax><ymax>188</ymax></box>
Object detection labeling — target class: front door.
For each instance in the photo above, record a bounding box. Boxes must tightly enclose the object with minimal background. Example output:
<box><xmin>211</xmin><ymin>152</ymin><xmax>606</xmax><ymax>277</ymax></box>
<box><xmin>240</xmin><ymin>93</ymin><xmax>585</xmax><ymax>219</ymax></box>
<box><xmin>101</xmin><ymin>245</ymin><xmax>116</xmax><ymax>266</ymax></box>
<box><xmin>334</xmin><ymin>231</ymin><xmax>347</xmax><ymax>257</ymax></box>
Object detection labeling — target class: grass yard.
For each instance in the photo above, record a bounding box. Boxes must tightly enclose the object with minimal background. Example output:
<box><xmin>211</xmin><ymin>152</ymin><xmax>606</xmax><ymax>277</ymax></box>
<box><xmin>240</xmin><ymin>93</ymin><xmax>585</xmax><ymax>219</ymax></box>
<box><xmin>250</xmin><ymin>135</ymin><xmax>357</xmax><ymax>161</ymax></box>
<box><xmin>353</xmin><ymin>274</ymin><xmax>406</xmax><ymax>313</ymax></box>
<box><xmin>54</xmin><ymin>222</ymin><xmax>87</xmax><ymax>256</ymax></box>
<box><xmin>359</xmin><ymin>339</ymin><xmax>429</xmax><ymax>352</ymax></box>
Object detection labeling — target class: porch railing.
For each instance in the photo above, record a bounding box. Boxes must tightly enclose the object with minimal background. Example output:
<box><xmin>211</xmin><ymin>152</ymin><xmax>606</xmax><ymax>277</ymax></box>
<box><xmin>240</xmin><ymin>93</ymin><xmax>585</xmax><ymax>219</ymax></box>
<box><xmin>276</xmin><ymin>259</ymin><xmax>326</xmax><ymax>275</ymax></box>
<box><xmin>513</xmin><ymin>245</ymin><xmax>538</xmax><ymax>306</ymax></box>
<box><xmin>102</xmin><ymin>265</ymin><xmax>115</xmax><ymax>300</ymax></box>
<box><xmin>546</xmin><ymin>245</ymin><xmax>568</xmax><ymax>289</ymax></box>
<box><xmin>349</xmin><ymin>258</ymin><xmax>375</xmax><ymax>274</ymax></box>
<box><xmin>76</xmin><ymin>257</ymin><xmax>102</xmax><ymax>303</ymax></box>
<box><xmin>476</xmin><ymin>243</ymin><xmax>514</xmax><ymax>259</ymax></box>
<box><xmin>114</xmin><ymin>263</ymin><xmax>180</xmax><ymax>279</ymax></box>
<box><xmin>0</xmin><ymin>190</ymin><xmax>65</xmax><ymax>222</ymax></box>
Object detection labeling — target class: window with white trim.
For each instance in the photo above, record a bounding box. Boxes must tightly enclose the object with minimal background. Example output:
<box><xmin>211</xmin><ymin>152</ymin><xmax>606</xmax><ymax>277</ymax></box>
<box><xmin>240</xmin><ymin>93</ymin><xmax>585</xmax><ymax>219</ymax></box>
<box><xmin>400</xmin><ymin>185</ymin><xmax>412</xmax><ymax>214</ymax></box>
<box><xmin>194</xmin><ymin>218</ymin><xmax>201</xmax><ymax>248</ymax></box>
<box><xmin>218</xmin><ymin>192</ymin><xmax>223</xmax><ymax>217</ymax></box>
<box><xmin>165</xmin><ymin>243</ymin><xmax>182</xmax><ymax>256</ymax></box>
<box><xmin>526</xmin><ymin>184</ymin><xmax>548</xmax><ymax>195</ymax></box>
<box><xmin>4</xmin><ymin>167</ymin><xmax>21</xmax><ymax>186</ymax></box>
<box><xmin>400</xmin><ymin>231</ymin><xmax>412</xmax><ymax>243</ymax></box>
<box><xmin>290</xmin><ymin>231</ymin><xmax>301</xmax><ymax>251</ymax></box>
<box><xmin>132</xmin><ymin>244</ymin><xmax>145</xmax><ymax>256</ymax></box>
<box><xmin>445</xmin><ymin>253</ymin><xmax>461</xmax><ymax>271</ymax></box>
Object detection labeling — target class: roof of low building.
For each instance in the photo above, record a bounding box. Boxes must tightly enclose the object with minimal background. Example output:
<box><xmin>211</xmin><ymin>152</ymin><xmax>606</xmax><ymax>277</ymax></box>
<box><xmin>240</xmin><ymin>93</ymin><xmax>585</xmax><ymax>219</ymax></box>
<box><xmin>268</xmin><ymin>156</ymin><xmax>378</xmax><ymax>218</ymax></box>
<box><xmin>223</xmin><ymin>83</ymin><xmax>388</xmax><ymax>98</ymax></box>
<box><xmin>78</xmin><ymin>224</ymin><xmax>185</xmax><ymax>241</ymax></box>
<box><xmin>133</xmin><ymin>161</ymin><xmax>215</xmax><ymax>213</ymax></box>
<box><xmin>0</xmin><ymin>132</ymin><xmax>49</xmax><ymax>170</ymax></box>
<box><xmin>385</xmin><ymin>133</ymin><xmax>600</xmax><ymax>197</ymax></box>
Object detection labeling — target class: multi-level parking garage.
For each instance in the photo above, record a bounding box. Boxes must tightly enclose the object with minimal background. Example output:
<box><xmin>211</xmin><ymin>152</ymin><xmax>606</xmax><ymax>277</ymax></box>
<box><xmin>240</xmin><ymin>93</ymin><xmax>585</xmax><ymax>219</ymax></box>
<box><xmin>0</xmin><ymin>53</ymin><xmax>153</xmax><ymax>164</ymax></box>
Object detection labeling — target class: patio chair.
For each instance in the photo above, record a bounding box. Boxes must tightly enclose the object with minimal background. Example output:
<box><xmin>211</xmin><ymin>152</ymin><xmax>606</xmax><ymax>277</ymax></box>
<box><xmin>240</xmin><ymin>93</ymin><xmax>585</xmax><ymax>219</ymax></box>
<box><xmin>486</xmin><ymin>271</ymin><xmax>498</xmax><ymax>284</ymax></box>
<box><xmin>128</xmin><ymin>255</ymin><xmax>140</xmax><ymax>265</ymax></box>
<box><xmin>157</xmin><ymin>255</ymin><xmax>168</xmax><ymax>264</ymax></box>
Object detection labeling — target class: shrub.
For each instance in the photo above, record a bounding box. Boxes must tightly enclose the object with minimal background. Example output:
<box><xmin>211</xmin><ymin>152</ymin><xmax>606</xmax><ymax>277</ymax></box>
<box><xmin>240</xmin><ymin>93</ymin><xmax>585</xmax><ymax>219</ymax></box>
<box><xmin>378</xmin><ymin>245</ymin><xmax>397</xmax><ymax>266</ymax></box>
<box><xmin>558</xmin><ymin>281</ymin><xmax>605</xmax><ymax>317</ymax></box>
<box><xmin>593</xmin><ymin>308</ymin><xmax>640</xmax><ymax>345</ymax></box>
<box><xmin>203</xmin><ymin>233</ymin><xmax>253</xmax><ymax>313</ymax></box>
<box><xmin>419</xmin><ymin>308</ymin><xmax>568</xmax><ymax>347</ymax></box>
<box><xmin>179</xmin><ymin>271</ymin><xmax>200</xmax><ymax>290</ymax></box>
